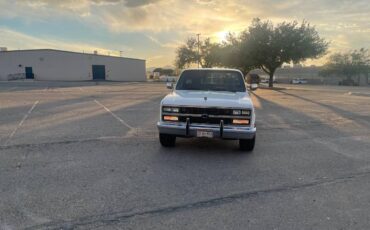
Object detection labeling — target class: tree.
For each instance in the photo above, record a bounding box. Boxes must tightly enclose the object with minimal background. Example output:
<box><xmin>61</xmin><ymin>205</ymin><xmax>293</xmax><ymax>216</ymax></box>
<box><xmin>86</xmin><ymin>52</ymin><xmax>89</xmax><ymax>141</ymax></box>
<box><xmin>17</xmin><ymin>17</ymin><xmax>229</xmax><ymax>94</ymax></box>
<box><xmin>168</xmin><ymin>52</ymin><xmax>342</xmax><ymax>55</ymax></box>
<box><xmin>153</xmin><ymin>68</ymin><xmax>174</xmax><ymax>76</ymax></box>
<box><xmin>221</xmin><ymin>32</ymin><xmax>257</xmax><ymax>74</ymax></box>
<box><xmin>175</xmin><ymin>38</ymin><xmax>198</xmax><ymax>69</ymax></box>
<box><xmin>175</xmin><ymin>37</ymin><xmax>222</xmax><ymax>69</ymax></box>
<box><xmin>320</xmin><ymin>48</ymin><xmax>370</xmax><ymax>85</ymax></box>
<box><xmin>239</xmin><ymin>18</ymin><xmax>328</xmax><ymax>87</ymax></box>
<box><xmin>174</xmin><ymin>18</ymin><xmax>328</xmax><ymax>87</ymax></box>
<box><xmin>200</xmin><ymin>38</ymin><xmax>223</xmax><ymax>68</ymax></box>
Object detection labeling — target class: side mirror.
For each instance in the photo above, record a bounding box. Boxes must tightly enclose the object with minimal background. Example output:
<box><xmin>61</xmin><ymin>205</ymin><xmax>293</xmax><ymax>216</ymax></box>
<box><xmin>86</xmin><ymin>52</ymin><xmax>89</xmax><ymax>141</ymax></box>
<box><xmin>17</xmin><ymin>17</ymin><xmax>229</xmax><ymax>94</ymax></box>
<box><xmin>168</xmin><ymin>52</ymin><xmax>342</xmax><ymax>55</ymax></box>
<box><xmin>250</xmin><ymin>83</ymin><xmax>258</xmax><ymax>91</ymax></box>
<box><xmin>166</xmin><ymin>82</ymin><xmax>173</xmax><ymax>89</ymax></box>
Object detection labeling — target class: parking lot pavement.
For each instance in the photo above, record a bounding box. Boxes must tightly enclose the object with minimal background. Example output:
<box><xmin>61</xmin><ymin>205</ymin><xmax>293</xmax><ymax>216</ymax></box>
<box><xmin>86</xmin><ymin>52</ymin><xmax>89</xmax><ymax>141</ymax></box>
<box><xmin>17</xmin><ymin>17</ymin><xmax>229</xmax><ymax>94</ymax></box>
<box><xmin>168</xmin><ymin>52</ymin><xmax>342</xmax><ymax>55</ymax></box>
<box><xmin>0</xmin><ymin>82</ymin><xmax>370</xmax><ymax>229</ymax></box>
<box><xmin>269</xmin><ymin>83</ymin><xmax>370</xmax><ymax>96</ymax></box>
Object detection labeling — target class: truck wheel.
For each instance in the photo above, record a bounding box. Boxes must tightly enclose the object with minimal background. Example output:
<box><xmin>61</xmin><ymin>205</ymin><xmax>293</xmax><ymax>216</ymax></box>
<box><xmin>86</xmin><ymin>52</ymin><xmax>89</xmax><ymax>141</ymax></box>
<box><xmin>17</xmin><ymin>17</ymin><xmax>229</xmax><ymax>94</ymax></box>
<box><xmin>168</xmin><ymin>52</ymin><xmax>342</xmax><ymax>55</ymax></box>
<box><xmin>239</xmin><ymin>136</ymin><xmax>255</xmax><ymax>151</ymax></box>
<box><xmin>159</xmin><ymin>134</ymin><xmax>176</xmax><ymax>147</ymax></box>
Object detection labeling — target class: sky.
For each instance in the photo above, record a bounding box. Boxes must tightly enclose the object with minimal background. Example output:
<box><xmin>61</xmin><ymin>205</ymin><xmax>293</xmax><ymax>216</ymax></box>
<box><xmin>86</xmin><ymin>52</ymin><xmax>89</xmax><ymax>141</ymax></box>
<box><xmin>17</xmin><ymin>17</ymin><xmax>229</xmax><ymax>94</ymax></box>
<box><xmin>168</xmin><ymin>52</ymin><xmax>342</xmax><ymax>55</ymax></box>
<box><xmin>0</xmin><ymin>0</ymin><xmax>369</xmax><ymax>68</ymax></box>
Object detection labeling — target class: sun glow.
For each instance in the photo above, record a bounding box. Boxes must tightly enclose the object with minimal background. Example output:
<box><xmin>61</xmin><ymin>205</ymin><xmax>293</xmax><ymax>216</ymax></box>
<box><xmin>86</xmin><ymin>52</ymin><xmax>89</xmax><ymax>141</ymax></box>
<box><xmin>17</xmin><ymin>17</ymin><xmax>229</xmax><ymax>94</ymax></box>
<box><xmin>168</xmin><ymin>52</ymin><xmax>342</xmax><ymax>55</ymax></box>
<box><xmin>215</xmin><ymin>31</ymin><xmax>229</xmax><ymax>42</ymax></box>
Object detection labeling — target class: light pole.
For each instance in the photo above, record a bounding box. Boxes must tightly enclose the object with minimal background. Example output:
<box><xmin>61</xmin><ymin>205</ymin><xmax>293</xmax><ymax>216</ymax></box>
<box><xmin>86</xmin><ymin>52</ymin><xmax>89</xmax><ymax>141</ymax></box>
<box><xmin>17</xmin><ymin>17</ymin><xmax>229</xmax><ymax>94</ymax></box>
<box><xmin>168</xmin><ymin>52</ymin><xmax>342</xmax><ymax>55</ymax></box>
<box><xmin>196</xmin><ymin>33</ymin><xmax>201</xmax><ymax>68</ymax></box>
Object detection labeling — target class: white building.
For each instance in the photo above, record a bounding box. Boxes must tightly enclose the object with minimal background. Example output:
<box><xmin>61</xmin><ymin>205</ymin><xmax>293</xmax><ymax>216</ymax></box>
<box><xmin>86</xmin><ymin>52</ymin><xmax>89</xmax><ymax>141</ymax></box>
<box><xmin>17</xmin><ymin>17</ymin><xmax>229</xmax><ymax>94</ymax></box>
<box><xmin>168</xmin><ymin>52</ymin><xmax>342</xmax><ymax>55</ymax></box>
<box><xmin>0</xmin><ymin>49</ymin><xmax>146</xmax><ymax>81</ymax></box>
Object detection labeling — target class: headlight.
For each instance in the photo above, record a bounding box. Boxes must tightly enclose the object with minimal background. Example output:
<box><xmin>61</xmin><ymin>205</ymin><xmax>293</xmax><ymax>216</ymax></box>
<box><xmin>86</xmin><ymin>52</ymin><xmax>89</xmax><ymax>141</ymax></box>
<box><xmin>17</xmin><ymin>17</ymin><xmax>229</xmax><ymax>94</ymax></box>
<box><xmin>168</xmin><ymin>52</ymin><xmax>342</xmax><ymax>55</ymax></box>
<box><xmin>233</xmin><ymin>109</ymin><xmax>251</xmax><ymax>116</ymax></box>
<box><xmin>162</xmin><ymin>106</ymin><xmax>179</xmax><ymax>113</ymax></box>
<box><xmin>232</xmin><ymin>110</ymin><xmax>241</xmax><ymax>115</ymax></box>
<box><xmin>163</xmin><ymin>107</ymin><xmax>172</xmax><ymax>112</ymax></box>
<box><xmin>241</xmin><ymin>110</ymin><xmax>251</xmax><ymax>116</ymax></box>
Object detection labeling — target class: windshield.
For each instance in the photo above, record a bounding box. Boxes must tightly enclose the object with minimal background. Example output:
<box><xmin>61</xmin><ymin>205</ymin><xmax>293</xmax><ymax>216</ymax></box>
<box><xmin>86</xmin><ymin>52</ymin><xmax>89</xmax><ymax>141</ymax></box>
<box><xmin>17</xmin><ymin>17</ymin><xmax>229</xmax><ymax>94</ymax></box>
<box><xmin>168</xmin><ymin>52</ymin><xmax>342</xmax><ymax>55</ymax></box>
<box><xmin>176</xmin><ymin>70</ymin><xmax>246</xmax><ymax>92</ymax></box>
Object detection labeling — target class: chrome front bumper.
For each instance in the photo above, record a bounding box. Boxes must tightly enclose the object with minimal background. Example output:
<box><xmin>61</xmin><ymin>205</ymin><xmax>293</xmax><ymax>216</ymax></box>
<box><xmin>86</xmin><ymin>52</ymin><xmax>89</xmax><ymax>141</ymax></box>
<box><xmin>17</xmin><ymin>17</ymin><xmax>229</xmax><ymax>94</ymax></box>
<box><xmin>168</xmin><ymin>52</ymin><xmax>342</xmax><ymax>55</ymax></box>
<box><xmin>157</xmin><ymin>121</ymin><xmax>256</xmax><ymax>140</ymax></box>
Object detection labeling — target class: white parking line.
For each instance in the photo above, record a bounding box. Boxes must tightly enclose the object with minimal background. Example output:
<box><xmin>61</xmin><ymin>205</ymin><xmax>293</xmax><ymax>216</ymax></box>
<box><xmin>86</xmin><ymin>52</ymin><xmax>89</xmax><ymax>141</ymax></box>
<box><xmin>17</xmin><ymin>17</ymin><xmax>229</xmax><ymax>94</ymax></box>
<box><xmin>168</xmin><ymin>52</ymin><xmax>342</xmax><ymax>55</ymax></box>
<box><xmin>7</xmin><ymin>87</ymin><xmax>18</xmax><ymax>91</ymax></box>
<box><xmin>0</xmin><ymin>87</ymin><xmax>18</xmax><ymax>92</ymax></box>
<box><xmin>4</xmin><ymin>101</ymin><xmax>39</xmax><ymax>146</ymax></box>
<box><xmin>94</xmin><ymin>99</ymin><xmax>134</xmax><ymax>130</ymax></box>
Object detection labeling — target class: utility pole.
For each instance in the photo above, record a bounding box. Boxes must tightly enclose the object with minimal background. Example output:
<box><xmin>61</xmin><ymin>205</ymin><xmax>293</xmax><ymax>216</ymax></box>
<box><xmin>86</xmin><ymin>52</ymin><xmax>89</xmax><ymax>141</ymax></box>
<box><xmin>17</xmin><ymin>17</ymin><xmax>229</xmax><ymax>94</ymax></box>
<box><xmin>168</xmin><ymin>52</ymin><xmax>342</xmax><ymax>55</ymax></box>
<box><xmin>196</xmin><ymin>33</ymin><xmax>201</xmax><ymax>68</ymax></box>
<box><xmin>119</xmin><ymin>51</ymin><xmax>123</xmax><ymax>57</ymax></box>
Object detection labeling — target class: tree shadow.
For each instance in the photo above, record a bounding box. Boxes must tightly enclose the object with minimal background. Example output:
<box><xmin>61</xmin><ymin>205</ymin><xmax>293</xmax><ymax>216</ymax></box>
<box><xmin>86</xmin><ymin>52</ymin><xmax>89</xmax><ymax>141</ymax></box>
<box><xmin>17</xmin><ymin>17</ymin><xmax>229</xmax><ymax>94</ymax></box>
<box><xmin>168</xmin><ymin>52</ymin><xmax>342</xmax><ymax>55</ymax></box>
<box><xmin>274</xmin><ymin>89</ymin><xmax>370</xmax><ymax>127</ymax></box>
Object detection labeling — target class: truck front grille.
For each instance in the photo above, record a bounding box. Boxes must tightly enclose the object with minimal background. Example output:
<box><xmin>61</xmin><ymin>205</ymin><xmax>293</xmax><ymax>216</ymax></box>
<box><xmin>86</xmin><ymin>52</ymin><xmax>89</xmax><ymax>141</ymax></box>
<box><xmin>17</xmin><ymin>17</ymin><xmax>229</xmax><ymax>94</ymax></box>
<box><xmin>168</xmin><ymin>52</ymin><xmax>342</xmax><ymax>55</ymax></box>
<box><xmin>179</xmin><ymin>107</ymin><xmax>234</xmax><ymax>116</ymax></box>
<box><xmin>162</xmin><ymin>106</ymin><xmax>251</xmax><ymax>126</ymax></box>
<box><xmin>178</xmin><ymin>116</ymin><xmax>233</xmax><ymax>125</ymax></box>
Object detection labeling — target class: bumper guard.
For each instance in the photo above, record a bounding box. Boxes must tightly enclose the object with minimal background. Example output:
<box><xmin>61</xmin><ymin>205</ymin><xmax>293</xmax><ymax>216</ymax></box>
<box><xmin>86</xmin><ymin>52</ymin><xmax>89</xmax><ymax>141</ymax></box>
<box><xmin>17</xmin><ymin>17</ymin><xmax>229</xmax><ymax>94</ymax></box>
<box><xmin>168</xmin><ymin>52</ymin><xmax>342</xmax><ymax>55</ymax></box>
<box><xmin>157</xmin><ymin>121</ymin><xmax>256</xmax><ymax>140</ymax></box>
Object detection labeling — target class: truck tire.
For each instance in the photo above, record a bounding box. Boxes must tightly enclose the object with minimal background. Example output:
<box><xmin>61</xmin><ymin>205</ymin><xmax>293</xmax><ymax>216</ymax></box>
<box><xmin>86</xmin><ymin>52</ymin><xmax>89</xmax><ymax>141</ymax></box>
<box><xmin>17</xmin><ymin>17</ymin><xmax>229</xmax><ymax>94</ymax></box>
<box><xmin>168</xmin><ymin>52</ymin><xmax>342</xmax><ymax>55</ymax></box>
<box><xmin>159</xmin><ymin>134</ymin><xmax>176</xmax><ymax>147</ymax></box>
<box><xmin>239</xmin><ymin>136</ymin><xmax>255</xmax><ymax>151</ymax></box>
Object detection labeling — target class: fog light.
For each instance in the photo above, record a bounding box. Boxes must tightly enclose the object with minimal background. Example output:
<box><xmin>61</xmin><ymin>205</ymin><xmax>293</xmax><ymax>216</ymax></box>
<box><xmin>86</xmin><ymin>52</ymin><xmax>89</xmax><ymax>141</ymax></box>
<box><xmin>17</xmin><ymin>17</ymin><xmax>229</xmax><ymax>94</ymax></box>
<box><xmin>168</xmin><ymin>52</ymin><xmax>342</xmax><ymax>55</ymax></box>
<box><xmin>232</xmin><ymin>119</ymin><xmax>250</xmax><ymax>125</ymax></box>
<box><xmin>163</xmin><ymin>115</ymin><xmax>179</xmax><ymax>121</ymax></box>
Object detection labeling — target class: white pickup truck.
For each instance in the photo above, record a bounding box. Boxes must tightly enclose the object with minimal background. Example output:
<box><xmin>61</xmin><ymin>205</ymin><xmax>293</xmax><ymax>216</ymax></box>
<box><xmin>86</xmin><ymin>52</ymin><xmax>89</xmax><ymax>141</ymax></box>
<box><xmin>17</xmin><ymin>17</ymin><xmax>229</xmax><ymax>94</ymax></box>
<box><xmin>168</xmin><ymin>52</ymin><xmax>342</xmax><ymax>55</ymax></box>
<box><xmin>157</xmin><ymin>68</ymin><xmax>256</xmax><ymax>151</ymax></box>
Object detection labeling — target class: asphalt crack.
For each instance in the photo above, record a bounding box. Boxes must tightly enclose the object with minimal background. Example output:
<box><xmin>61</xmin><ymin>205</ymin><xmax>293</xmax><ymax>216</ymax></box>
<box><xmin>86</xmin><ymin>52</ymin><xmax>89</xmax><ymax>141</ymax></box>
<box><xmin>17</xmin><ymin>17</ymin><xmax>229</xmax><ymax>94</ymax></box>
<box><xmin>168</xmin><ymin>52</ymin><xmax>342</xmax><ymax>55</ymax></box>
<box><xmin>25</xmin><ymin>169</ymin><xmax>370</xmax><ymax>230</ymax></box>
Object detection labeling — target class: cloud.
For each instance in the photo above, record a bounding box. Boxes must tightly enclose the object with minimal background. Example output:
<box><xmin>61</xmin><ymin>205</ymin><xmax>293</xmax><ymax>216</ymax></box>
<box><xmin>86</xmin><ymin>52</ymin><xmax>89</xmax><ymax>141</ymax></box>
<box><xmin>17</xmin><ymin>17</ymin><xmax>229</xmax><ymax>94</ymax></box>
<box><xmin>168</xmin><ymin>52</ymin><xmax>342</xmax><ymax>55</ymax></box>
<box><xmin>0</xmin><ymin>27</ymin><xmax>123</xmax><ymax>56</ymax></box>
<box><xmin>124</xmin><ymin>0</ymin><xmax>162</xmax><ymax>7</ymax></box>
<box><xmin>0</xmin><ymin>27</ymin><xmax>174</xmax><ymax>66</ymax></box>
<box><xmin>6</xmin><ymin>0</ymin><xmax>369</xmax><ymax>38</ymax></box>
<box><xmin>146</xmin><ymin>35</ymin><xmax>181</xmax><ymax>48</ymax></box>
<box><xmin>0</xmin><ymin>0</ymin><xmax>369</xmax><ymax>66</ymax></box>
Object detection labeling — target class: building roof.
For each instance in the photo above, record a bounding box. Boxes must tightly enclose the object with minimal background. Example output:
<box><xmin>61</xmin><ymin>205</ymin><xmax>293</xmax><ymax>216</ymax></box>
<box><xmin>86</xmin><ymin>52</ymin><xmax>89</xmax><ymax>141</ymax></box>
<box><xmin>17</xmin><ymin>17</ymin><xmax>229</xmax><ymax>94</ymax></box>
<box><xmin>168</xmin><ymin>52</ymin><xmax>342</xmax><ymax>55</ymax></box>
<box><xmin>0</xmin><ymin>49</ymin><xmax>145</xmax><ymax>61</ymax></box>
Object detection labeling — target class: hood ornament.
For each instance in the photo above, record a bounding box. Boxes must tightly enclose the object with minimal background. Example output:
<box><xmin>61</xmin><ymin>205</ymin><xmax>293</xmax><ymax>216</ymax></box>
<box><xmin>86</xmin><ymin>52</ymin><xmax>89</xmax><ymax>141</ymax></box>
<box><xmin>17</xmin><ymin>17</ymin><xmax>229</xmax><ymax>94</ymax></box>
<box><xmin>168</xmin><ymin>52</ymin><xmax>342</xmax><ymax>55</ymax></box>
<box><xmin>204</xmin><ymin>96</ymin><xmax>207</xmax><ymax>101</ymax></box>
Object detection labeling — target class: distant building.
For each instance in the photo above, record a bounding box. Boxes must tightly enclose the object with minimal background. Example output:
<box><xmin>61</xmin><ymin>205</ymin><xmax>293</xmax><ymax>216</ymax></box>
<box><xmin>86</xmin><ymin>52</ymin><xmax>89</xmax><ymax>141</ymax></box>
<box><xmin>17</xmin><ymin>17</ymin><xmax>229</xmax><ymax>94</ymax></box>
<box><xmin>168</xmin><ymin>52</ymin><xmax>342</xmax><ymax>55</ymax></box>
<box><xmin>250</xmin><ymin>66</ymin><xmax>369</xmax><ymax>86</ymax></box>
<box><xmin>250</xmin><ymin>66</ymin><xmax>323</xmax><ymax>84</ymax></box>
<box><xmin>0</xmin><ymin>49</ymin><xmax>146</xmax><ymax>81</ymax></box>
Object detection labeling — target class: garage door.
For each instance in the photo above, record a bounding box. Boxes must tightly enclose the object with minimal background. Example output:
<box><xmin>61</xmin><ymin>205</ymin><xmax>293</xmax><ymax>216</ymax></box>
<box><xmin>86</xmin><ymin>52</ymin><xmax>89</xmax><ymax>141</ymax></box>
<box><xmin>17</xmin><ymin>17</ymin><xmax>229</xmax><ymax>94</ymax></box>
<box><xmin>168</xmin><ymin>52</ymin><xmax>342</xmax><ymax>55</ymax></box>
<box><xmin>92</xmin><ymin>65</ymin><xmax>106</xmax><ymax>80</ymax></box>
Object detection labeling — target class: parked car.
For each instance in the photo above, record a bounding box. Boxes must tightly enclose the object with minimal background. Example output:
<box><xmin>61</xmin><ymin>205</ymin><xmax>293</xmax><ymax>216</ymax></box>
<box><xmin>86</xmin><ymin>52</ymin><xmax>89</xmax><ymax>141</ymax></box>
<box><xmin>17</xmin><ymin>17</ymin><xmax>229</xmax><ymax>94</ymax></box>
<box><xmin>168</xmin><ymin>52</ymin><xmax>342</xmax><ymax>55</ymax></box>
<box><xmin>291</xmin><ymin>78</ymin><xmax>308</xmax><ymax>84</ymax></box>
<box><xmin>260</xmin><ymin>77</ymin><xmax>277</xmax><ymax>84</ymax></box>
<box><xmin>157</xmin><ymin>68</ymin><xmax>256</xmax><ymax>151</ymax></box>
<box><xmin>260</xmin><ymin>78</ymin><xmax>269</xmax><ymax>83</ymax></box>
<box><xmin>245</xmin><ymin>73</ymin><xmax>260</xmax><ymax>91</ymax></box>
<box><xmin>339</xmin><ymin>79</ymin><xmax>358</xmax><ymax>86</ymax></box>
<box><xmin>159</xmin><ymin>75</ymin><xmax>177</xmax><ymax>82</ymax></box>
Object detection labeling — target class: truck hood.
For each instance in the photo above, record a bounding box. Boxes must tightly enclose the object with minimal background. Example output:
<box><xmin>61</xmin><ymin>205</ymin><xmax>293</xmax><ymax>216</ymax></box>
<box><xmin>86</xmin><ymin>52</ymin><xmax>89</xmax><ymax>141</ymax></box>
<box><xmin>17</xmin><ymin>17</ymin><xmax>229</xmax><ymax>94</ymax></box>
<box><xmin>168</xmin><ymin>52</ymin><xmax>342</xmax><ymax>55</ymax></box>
<box><xmin>161</xmin><ymin>90</ymin><xmax>253</xmax><ymax>108</ymax></box>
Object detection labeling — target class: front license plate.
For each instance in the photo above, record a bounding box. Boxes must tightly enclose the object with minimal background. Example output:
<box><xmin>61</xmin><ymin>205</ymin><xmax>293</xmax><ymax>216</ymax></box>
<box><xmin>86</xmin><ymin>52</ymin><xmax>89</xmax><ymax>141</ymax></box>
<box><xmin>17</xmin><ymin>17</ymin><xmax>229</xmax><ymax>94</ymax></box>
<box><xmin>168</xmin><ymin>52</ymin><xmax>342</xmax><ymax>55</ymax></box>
<box><xmin>196</xmin><ymin>130</ymin><xmax>213</xmax><ymax>138</ymax></box>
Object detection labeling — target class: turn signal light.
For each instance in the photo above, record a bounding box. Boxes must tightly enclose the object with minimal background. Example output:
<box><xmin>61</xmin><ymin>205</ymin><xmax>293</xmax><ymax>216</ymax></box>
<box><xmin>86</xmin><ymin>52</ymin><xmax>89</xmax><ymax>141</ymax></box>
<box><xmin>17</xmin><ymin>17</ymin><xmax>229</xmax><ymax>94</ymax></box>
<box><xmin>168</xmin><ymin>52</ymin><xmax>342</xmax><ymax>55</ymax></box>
<box><xmin>232</xmin><ymin>119</ymin><xmax>250</xmax><ymax>125</ymax></box>
<box><xmin>163</xmin><ymin>116</ymin><xmax>179</xmax><ymax>121</ymax></box>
